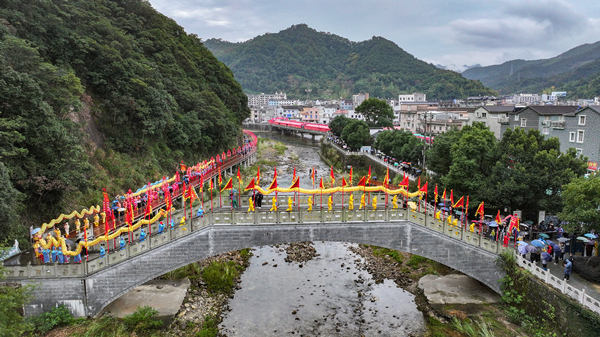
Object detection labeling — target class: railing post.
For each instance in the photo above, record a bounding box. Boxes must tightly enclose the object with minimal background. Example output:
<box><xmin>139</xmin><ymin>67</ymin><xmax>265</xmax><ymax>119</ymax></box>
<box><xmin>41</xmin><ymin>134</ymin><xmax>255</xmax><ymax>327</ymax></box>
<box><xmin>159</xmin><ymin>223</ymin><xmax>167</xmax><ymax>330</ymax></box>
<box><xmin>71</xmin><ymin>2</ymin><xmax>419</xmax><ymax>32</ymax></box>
<box><xmin>581</xmin><ymin>289</ymin><xmax>586</xmax><ymax>304</ymax></box>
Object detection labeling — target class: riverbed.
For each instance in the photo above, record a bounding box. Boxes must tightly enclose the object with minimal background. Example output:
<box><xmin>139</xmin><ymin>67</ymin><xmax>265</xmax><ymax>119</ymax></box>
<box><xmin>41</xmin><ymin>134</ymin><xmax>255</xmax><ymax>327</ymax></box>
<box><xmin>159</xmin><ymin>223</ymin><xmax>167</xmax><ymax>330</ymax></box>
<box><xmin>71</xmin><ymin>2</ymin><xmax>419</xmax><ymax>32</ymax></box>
<box><xmin>219</xmin><ymin>132</ymin><xmax>426</xmax><ymax>336</ymax></box>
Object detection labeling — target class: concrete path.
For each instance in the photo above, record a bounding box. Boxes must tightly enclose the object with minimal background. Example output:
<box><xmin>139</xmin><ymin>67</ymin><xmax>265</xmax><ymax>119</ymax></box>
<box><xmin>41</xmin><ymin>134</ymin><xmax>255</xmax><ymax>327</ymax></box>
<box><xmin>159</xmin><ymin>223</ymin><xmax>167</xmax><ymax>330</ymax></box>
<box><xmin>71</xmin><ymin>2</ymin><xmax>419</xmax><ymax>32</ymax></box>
<box><xmin>531</xmin><ymin>257</ymin><xmax>600</xmax><ymax>300</ymax></box>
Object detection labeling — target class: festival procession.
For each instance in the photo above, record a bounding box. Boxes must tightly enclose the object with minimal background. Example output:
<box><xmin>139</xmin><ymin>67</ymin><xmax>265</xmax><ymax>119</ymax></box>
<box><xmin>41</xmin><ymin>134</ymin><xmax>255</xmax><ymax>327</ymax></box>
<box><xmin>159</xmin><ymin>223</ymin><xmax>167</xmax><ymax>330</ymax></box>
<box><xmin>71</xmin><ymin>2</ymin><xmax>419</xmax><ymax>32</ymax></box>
<box><xmin>11</xmin><ymin>131</ymin><xmax>594</xmax><ymax>281</ymax></box>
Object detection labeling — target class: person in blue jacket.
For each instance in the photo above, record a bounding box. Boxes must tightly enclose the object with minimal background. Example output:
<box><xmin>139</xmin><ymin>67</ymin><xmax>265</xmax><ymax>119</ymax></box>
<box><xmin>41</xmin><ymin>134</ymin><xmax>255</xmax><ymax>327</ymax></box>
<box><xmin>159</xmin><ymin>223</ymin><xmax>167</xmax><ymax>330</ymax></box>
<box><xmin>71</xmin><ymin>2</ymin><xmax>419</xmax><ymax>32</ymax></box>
<box><xmin>51</xmin><ymin>247</ymin><xmax>58</xmax><ymax>263</ymax></box>
<box><xmin>119</xmin><ymin>237</ymin><xmax>126</xmax><ymax>251</ymax></box>
<box><xmin>170</xmin><ymin>219</ymin><xmax>175</xmax><ymax>230</ymax></box>
<box><xmin>139</xmin><ymin>229</ymin><xmax>147</xmax><ymax>242</ymax></box>
<box><xmin>73</xmin><ymin>251</ymin><xmax>82</xmax><ymax>264</ymax></box>
<box><xmin>158</xmin><ymin>221</ymin><xmax>165</xmax><ymax>234</ymax></box>
<box><xmin>99</xmin><ymin>244</ymin><xmax>106</xmax><ymax>258</ymax></box>
<box><xmin>43</xmin><ymin>247</ymin><xmax>50</xmax><ymax>264</ymax></box>
<box><xmin>57</xmin><ymin>249</ymin><xmax>64</xmax><ymax>264</ymax></box>
<box><xmin>564</xmin><ymin>259</ymin><xmax>573</xmax><ymax>281</ymax></box>
<box><xmin>196</xmin><ymin>207</ymin><xmax>204</xmax><ymax>218</ymax></box>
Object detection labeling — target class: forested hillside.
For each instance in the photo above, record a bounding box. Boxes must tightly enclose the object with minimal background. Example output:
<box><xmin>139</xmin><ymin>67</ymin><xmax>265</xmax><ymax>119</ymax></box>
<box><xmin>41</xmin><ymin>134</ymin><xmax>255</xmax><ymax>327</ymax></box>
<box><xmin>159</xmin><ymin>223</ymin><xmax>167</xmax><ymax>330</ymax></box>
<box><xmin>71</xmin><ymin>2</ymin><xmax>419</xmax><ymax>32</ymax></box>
<box><xmin>462</xmin><ymin>40</ymin><xmax>600</xmax><ymax>97</ymax></box>
<box><xmin>0</xmin><ymin>0</ymin><xmax>249</xmax><ymax>243</ymax></box>
<box><xmin>204</xmin><ymin>24</ymin><xmax>495</xmax><ymax>100</ymax></box>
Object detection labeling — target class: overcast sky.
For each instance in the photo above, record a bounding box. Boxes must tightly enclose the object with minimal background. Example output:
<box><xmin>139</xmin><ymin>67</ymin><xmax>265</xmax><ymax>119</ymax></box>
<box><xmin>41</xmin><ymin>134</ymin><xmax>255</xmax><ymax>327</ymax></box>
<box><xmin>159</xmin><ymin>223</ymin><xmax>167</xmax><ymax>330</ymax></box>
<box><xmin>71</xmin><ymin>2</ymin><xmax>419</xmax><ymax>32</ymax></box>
<box><xmin>148</xmin><ymin>0</ymin><xmax>600</xmax><ymax>72</ymax></box>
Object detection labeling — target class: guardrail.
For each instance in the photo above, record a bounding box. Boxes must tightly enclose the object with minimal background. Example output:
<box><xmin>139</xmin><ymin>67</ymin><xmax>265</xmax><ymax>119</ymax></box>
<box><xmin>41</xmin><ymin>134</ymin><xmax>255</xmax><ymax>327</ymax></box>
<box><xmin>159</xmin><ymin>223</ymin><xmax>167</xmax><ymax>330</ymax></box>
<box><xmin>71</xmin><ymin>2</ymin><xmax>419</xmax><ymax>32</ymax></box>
<box><xmin>515</xmin><ymin>254</ymin><xmax>600</xmax><ymax>315</ymax></box>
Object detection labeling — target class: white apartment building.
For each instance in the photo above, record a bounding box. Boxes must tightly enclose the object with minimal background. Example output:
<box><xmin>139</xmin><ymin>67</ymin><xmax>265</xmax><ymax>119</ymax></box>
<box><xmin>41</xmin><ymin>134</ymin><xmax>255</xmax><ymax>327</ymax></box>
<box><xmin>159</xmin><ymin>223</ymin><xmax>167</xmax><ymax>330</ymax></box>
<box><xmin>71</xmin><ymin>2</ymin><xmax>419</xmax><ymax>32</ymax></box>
<box><xmin>513</xmin><ymin>93</ymin><xmax>540</xmax><ymax>104</ymax></box>
<box><xmin>247</xmin><ymin>92</ymin><xmax>287</xmax><ymax>107</ymax></box>
<box><xmin>398</xmin><ymin>93</ymin><xmax>426</xmax><ymax>102</ymax></box>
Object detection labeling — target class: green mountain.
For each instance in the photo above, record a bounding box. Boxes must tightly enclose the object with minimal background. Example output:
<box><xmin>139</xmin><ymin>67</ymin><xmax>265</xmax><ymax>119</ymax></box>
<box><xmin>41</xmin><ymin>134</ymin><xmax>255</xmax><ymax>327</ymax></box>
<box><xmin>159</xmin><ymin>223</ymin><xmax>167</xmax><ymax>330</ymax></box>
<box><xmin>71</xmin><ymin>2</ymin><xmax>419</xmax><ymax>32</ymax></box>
<box><xmin>0</xmin><ymin>0</ymin><xmax>249</xmax><ymax>242</ymax></box>
<box><xmin>204</xmin><ymin>24</ymin><xmax>495</xmax><ymax>100</ymax></box>
<box><xmin>462</xmin><ymin>41</ymin><xmax>600</xmax><ymax>97</ymax></box>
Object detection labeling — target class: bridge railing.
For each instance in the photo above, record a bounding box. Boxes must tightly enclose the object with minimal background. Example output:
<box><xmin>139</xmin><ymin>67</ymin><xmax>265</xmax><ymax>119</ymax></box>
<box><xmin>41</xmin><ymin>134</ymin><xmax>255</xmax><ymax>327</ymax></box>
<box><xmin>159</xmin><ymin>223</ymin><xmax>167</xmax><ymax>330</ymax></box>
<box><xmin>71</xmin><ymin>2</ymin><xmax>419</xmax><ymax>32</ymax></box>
<box><xmin>2</xmin><ymin>201</ymin><xmax>509</xmax><ymax>279</ymax></box>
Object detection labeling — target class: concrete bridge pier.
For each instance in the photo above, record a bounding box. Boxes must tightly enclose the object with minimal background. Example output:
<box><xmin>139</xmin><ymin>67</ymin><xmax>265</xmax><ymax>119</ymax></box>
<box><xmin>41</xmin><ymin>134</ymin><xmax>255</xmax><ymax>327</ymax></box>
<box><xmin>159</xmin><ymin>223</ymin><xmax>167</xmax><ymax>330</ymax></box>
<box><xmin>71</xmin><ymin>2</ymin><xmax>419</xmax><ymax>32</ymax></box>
<box><xmin>312</xmin><ymin>134</ymin><xmax>315</xmax><ymax>141</ymax></box>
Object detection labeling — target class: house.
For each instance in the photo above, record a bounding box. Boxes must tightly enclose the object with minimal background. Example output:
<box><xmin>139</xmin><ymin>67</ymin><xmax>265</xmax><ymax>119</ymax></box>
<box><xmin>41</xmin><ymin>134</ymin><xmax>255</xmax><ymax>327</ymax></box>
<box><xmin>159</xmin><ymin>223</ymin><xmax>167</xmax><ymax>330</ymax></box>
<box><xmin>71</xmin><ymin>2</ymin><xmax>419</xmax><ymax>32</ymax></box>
<box><xmin>299</xmin><ymin>106</ymin><xmax>321</xmax><ymax>123</ymax></box>
<box><xmin>340</xmin><ymin>99</ymin><xmax>353</xmax><ymax>110</ymax></box>
<box><xmin>352</xmin><ymin>93</ymin><xmax>369</xmax><ymax>107</ymax></box>
<box><xmin>280</xmin><ymin>106</ymin><xmax>303</xmax><ymax>119</ymax></box>
<box><xmin>465</xmin><ymin>106</ymin><xmax>524</xmax><ymax>139</ymax></box>
<box><xmin>501</xmin><ymin>106</ymin><xmax>579</xmax><ymax>136</ymax></box>
<box><xmin>548</xmin><ymin>106</ymin><xmax>600</xmax><ymax>170</ymax></box>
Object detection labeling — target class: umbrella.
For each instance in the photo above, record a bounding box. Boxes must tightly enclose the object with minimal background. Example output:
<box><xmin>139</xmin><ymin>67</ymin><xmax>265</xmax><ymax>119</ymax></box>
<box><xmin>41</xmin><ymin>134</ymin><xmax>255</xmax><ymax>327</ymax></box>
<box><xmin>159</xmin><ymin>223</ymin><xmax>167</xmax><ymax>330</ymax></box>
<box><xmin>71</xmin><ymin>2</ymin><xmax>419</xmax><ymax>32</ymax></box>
<box><xmin>546</xmin><ymin>240</ymin><xmax>555</xmax><ymax>245</ymax></box>
<box><xmin>518</xmin><ymin>245</ymin><xmax>528</xmax><ymax>255</ymax></box>
<box><xmin>520</xmin><ymin>231</ymin><xmax>529</xmax><ymax>236</ymax></box>
<box><xmin>441</xmin><ymin>207</ymin><xmax>449</xmax><ymax>211</ymax></box>
<box><xmin>31</xmin><ymin>228</ymin><xmax>41</xmax><ymax>235</ymax></box>
<box><xmin>557</xmin><ymin>237</ymin><xmax>569</xmax><ymax>242</ymax></box>
<box><xmin>538</xmin><ymin>233</ymin><xmax>549</xmax><ymax>239</ymax></box>
<box><xmin>519</xmin><ymin>223</ymin><xmax>531</xmax><ymax>227</ymax></box>
<box><xmin>584</xmin><ymin>233</ymin><xmax>597</xmax><ymax>239</ymax></box>
<box><xmin>526</xmin><ymin>245</ymin><xmax>539</xmax><ymax>253</ymax></box>
<box><xmin>117</xmin><ymin>207</ymin><xmax>126</xmax><ymax>212</ymax></box>
<box><xmin>542</xmin><ymin>252</ymin><xmax>552</xmax><ymax>262</ymax></box>
<box><xmin>587</xmin><ymin>241</ymin><xmax>596</xmax><ymax>245</ymax></box>
<box><xmin>577</xmin><ymin>236</ymin><xmax>590</xmax><ymax>242</ymax></box>
<box><xmin>530</xmin><ymin>240</ymin><xmax>546</xmax><ymax>248</ymax></box>
<box><xmin>488</xmin><ymin>221</ymin><xmax>498</xmax><ymax>227</ymax></box>
<box><xmin>524</xmin><ymin>220</ymin><xmax>534</xmax><ymax>225</ymax></box>
<box><xmin>438</xmin><ymin>203</ymin><xmax>446</xmax><ymax>206</ymax></box>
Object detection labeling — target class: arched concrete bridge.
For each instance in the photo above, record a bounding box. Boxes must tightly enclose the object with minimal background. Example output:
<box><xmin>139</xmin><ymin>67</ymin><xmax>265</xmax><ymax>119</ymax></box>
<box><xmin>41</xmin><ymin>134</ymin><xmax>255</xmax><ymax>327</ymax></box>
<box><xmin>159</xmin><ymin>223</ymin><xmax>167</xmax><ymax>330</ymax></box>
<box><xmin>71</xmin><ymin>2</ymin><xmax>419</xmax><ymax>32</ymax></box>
<box><xmin>5</xmin><ymin>207</ymin><xmax>509</xmax><ymax>318</ymax></box>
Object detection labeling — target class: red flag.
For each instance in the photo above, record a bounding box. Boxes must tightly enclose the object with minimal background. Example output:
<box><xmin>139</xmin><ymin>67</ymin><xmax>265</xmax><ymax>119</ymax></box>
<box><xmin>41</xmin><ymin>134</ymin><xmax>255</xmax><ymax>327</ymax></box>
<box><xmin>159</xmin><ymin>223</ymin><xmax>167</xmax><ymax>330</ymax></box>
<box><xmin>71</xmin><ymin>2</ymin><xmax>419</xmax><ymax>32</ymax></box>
<box><xmin>452</xmin><ymin>196</ymin><xmax>464</xmax><ymax>208</ymax></box>
<box><xmin>419</xmin><ymin>181</ymin><xmax>428</xmax><ymax>193</ymax></box>
<box><xmin>450</xmin><ymin>190</ymin><xmax>454</xmax><ymax>205</ymax></box>
<box><xmin>357</xmin><ymin>176</ymin><xmax>366</xmax><ymax>187</ymax></box>
<box><xmin>367</xmin><ymin>166</ymin><xmax>372</xmax><ymax>183</ymax></box>
<box><xmin>274</xmin><ymin>166</ymin><xmax>277</xmax><ymax>179</ymax></box>
<box><xmin>417</xmin><ymin>177</ymin><xmax>421</xmax><ymax>190</ymax></box>
<box><xmin>341</xmin><ymin>177</ymin><xmax>348</xmax><ymax>187</ymax></box>
<box><xmin>495</xmin><ymin>210</ymin><xmax>501</xmax><ymax>224</ymax></box>
<box><xmin>475</xmin><ymin>202</ymin><xmax>484</xmax><ymax>217</ymax></box>
<box><xmin>237</xmin><ymin>167</ymin><xmax>242</xmax><ymax>185</ymax></box>
<box><xmin>218</xmin><ymin>169</ymin><xmax>222</xmax><ymax>185</ymax></box>
<box><xmin>293</xmin><ymin>167</ymin><xmax>296</xmax><ymax>180</ymax></box>
<box><xmin>349</xmin><ymin>167</ymin><xmax>353</xmax><ymax>185</ymax></box>
<box><xmin>508</xmin><ymin>214</ymin><xmax>519</xmax><ymax>233</ymax></box>
<box><xmin>434</xmin><ymin>184</ymin><xmax>439</xmax><ymax>202</ymax></box>
<box><xmin>289</xmin><ymin>177</ymin><xmax>300</xmax><ymax>189</ymax></box>
<box><xmin>465</xmin><ymin>196</ymin><xmax>469</xmax><ymax>211</ymax></box>
<box><xmin>256</xmin><ymin>166</ymin><xmax>261</xmax><ymax>184</ymax></box>
<box><xmin>220</xmin><ymin>178</ymin><xmax>233</xmax><ymax>192</ymax></box>
<box><xmin>268</xmin><ymin>177</ymin><xmax>278</xmax><ymax>190</ymax></box>
<box><xmin>398</xmin><ymin>173</ymin><xmax>409</xmax><ymax>187</ymax></box>
<box><xmin>311</xmin><ymin>167</ymin><xmax>315</xmax><ymax>184</ymax></box>
<box><xmin>245</xmin><ymin>178</ymin><xmax>256</xmax><ymax>191</ymax></box>
<box><xmin>330</xmin><ymin>166</ymin><xmax>335</xmax><ymax>184</ymax></box>
<box><xmin>384</xmin><ymin>167</ymin><xmax>389</xmax><ymax>188</ymax></box>
<box><xmin>319</xmin><ymin>177</ymin><xmax>324</xmax><ymax>189</ymax></box>
<box><xmin>209</xmin><ymin>179</ymin><xmax>214</xmax><ymax>190</ymax></box>
<box><xmin>442</xmin><ymin>189</ymin><xmax>446</xmax><ymax>201</ymax></box>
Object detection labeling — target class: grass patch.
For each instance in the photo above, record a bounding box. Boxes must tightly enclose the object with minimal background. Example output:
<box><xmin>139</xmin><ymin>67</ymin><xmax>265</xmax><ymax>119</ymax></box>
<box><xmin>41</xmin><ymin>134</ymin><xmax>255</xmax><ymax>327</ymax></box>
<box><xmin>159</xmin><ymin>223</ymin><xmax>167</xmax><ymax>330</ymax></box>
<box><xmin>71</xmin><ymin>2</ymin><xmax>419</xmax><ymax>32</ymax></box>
<box><xmin>406</xmin><ymin>255</ymin><xmax>428</xmax><ymax>268</ymax></box>
<box><xmin>196</xmin><ymin>315</ymin><xmax>219</xmax><ymax>337</ymax></box>
<box><xmin>202</xmin><ymin>261</ymin><xmax>241</xmax><ymax>294</ymax></box>
<box><xmin>257</xmin><ymin>159</ymin><xmax>277</xmax><ymax>167</ymax></box>
<box><xmin>370</xmin><ymin>246</ymin><xmax>403</xmax><ymax>264</ymax></box>
<box><xmin>122</xmin><ymin>306</ymin><xmax>163</xmax><ymax>334</ymax></box>
<box><xmin>273</xmin><ymin>142</ymin><xmax>287</xmax><ymax>155</ymax></box>
<box><xmin>26</xmin><ymin>305</ymin><xmax>76</xmax><ymax>335</ymax></box>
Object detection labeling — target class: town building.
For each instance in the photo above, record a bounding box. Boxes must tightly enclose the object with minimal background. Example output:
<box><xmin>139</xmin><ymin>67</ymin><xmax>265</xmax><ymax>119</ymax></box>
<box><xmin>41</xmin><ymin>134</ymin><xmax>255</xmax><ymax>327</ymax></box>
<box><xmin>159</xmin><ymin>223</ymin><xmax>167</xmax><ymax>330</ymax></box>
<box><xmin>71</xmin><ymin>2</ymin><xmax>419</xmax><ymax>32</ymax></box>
<box><xmin>340</xmin><ymin>99</ymin><xmax>353</xmax><ymax>110</ymax></box>
<box><xmin>464</xmin><ymin>106</ymin><xmax>524</xmax><ymax>139</ymax></box>
<box><xmin>299</xmin><ymin>106</ymin><xmax>321</xmax><ymax>123</ymax></box>
<box><xmin>398</xmin><ymin>93</ymin><xmax>426</xmax><ymax>102</ymax></box>
<box><xmin>247</xmin><ymin>92</ymin><xmax>287</xmax><ymax>107</ymax></box>
<box><xmin>352</xmin><ymin>93</ymin><xmax>369</xmax><ymax>108</ymax></box>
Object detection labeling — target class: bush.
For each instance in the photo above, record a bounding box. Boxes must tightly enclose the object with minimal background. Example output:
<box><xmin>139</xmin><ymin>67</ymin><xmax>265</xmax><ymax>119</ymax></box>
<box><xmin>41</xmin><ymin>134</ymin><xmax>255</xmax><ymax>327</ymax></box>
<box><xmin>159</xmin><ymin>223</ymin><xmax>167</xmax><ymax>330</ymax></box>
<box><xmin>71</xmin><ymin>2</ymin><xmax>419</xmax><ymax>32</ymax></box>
<box><xmin>26</xmin><ymin>305</ymin><xmax>74</xmax><ymax>334</ymax></box>
<box><xmin>202</xmin><ymin>261</ymin><xmax>240</xmax><ymax>294</ymax></box>
<box><xmin>78</xmin><ymin>315</ymin><xmax>128</xmax><ymax>337</ymax></box>
<box><xmin>123</xmin><ymin>306</ymin><xmax>163</xmax><ymax>333</ymax></box>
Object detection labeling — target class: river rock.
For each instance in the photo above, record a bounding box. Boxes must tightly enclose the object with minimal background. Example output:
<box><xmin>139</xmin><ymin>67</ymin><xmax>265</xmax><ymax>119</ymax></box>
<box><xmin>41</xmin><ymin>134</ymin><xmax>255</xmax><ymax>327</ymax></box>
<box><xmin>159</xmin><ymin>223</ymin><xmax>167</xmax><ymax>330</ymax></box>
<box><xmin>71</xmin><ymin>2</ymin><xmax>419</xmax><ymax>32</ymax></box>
<box><xmin>418</xmin><ymin>274</ymin><xmax>499</xmax><ymax>305</ymax></box>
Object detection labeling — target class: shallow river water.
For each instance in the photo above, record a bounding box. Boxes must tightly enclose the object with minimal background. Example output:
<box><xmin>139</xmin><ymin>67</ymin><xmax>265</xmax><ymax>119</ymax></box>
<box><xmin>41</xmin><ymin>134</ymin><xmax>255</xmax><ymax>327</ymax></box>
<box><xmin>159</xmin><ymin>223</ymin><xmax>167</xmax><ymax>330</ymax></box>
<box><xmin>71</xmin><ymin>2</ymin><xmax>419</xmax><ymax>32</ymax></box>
<box><xmin>219</xmin><ymin>132</ymin><xmax>425</xmax><ymax>336</ymax></box>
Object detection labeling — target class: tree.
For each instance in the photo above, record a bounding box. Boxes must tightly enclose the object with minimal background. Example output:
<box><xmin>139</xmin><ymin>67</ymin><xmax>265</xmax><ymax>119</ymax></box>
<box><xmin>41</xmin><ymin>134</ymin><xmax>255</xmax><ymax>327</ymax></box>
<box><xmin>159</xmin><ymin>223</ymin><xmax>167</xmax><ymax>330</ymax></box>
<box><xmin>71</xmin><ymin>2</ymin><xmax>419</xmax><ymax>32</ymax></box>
<box><xmin>0</xmin><ymin>264</ymin><xmax>33</xmax><ymax>337</ymax></box>
<box><xmin>328</xmin><ymin>115</ymin><xmax>350</xmax><ymax>136</ymax></box>
<box><xmin>341</xmin><ymin>120</ymin><xmax>370</xmax><ymax>149</ymax></box>
<box><xmin>559</xmin><ymin>174</ymin><xmax>600</xmax><ymax>233</ymax></box>
<box><xmin>439</xmin><ymin>123</ymin><xmax>498</xmax><ymax>205</ymax></box>
<box><xmin>373</xmin><ymin>130</ymin><xmax>423</xmax><ymax>164</ymax></box>
<box><xmin>486</xmin><ymin>128</ymin><xmax>587</xmax><ymax>218</ymax></box>
<box><xmin>354</xmin><ymin>98</ymin><xmax>394</xmax><ymax>127</ymax></box>
<box><xmin>425</xmin><ymin>127</ymin><xmax>462</xmax><ymax>176</ymax></box>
